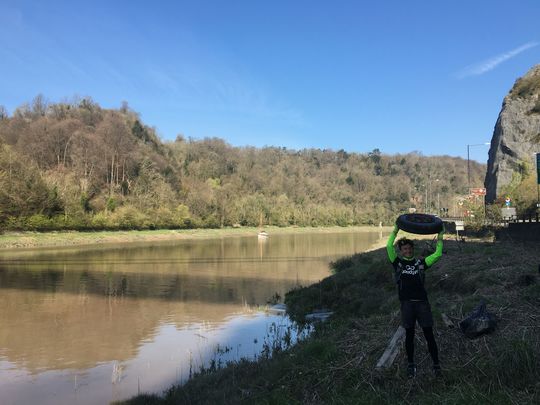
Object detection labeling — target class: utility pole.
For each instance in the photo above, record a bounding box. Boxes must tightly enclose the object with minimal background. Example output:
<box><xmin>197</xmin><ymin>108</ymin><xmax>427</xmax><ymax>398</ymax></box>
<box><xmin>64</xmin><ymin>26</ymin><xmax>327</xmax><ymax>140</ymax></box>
<box><xmin>424</xmin><ymin>185</ymin><xmax>428</xmax><ymax>213</ymax></box>
<box><xmin>435</xmin><ymin>179</ymin><xmax>440</xmax><ymax>215</ymax></box>
<box><xmin>536</xmin><ymin>152</ymin><xmax>540</xmax><ymax>211</ymax></box>
<box><xmin>467</xmin><ymin>144</ymin><xmax>470</xmax><ymax>192</ymax></box>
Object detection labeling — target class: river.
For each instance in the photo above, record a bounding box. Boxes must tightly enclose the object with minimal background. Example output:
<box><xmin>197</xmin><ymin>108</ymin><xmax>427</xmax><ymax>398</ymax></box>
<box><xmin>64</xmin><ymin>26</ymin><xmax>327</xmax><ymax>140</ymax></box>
<box><xmin>0</xmin><ymin>229</ymin><xmax>385</xmax><ymax>404</ymax></box>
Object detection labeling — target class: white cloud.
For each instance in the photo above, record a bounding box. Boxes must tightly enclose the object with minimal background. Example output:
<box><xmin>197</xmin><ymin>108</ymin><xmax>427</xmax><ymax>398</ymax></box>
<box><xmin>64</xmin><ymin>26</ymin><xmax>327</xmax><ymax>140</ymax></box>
<box><xmin>457</xmin><ymin>41</ymin><xmax>539</xmax><ymax>78</ymax></box>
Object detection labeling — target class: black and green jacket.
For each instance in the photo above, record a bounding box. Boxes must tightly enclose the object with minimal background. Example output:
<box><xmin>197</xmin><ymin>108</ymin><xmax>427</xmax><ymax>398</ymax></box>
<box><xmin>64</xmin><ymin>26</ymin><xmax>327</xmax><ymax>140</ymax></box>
<box><xmin>386</xmin><ymin>228</ymin><xmax>443</xmax><ymax>301</ymax></box>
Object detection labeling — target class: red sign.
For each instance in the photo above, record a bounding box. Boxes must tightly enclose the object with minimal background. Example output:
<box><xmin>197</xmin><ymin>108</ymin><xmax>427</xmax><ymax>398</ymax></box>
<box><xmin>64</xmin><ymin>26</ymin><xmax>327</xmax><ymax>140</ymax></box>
<box><xmin>470</xmin><ymin>188</ymin><xmax>486</xmax><ymax>196</ymax></box>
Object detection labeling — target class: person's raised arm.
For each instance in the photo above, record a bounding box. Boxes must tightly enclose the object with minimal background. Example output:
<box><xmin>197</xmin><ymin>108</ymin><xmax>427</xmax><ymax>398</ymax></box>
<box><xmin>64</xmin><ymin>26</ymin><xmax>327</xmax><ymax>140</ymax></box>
<box><xmin>386</xmin><ymin>224</ymin><xmax>399</xmax><ymax>263</ymax></box>
<box><xmin>425</xmin><ymin>228</ymin><xmax>444</xmax><ymax>267</ymax></box>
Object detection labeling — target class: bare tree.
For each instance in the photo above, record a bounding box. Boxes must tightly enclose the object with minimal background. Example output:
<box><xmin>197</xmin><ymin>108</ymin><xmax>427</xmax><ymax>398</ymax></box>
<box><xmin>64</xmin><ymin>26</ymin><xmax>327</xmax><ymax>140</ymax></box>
<box><xmin>96</xmin><ymin>112</ymin><xmax>135</xmax><ymax>195</ymax></box>
<box><xmin>71</xmin><ymin>128</ymin><xmax>107</xmax><ymax>194</ymax></box>
<box><xmin>13</xmin><ymin>103</ymin><xmax>32</xmax><ymax>120</ymax></box>
<box><xmin>31</xmin><ymin>94</ymin><xmax>49</xmax><ymax>117</ymax></box>
<box><xmin>50</xmin><ymin>119</ymin><xmax>82</xmax><ymax>166</ymax></box>
<box><xmin>0</xmin><ymin>105</ymin><xmax>8</xmax><ymax>120</ymax></box>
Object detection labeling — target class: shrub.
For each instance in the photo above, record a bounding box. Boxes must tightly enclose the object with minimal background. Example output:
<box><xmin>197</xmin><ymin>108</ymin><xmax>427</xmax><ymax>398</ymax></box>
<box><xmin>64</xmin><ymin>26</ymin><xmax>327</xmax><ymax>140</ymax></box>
<box><xmin>106</xmin><ymin>197</ymin><xmax>117</xmax><ymax>212</ymax></box>
<box><xmin>80</xmin><ymin>193</ymin><xmax>92</xmax><ymax>213</ymax></box>
<box><xmin>202</xmin><ymin>214</ymin><xmax>220</xmax><ymax>228</ymax></box>
<box><xmin>90</xmin><ymin>212</ymin><xmax>110</xmax><ymax>230</ymax></box>
<box><xmin>24</xmin><ymin>214</ymin><xmax>54</xmax><ymax>231</ymax></box>
<box><xmin>511</xmin><ymin>75</ymin><xmax>540</xmax><ymax>99</ymax></box>
<box><xmin>175</xmin><ymin>204</ymin><xmax>192</xmax><ymax>228</ymax></box>
<box><xmin>5</xmin><ymin>216</ymin><xmax>25</xmax><ymax>230</ymax></box>
<box><xmin>39</xmin><ymin>214</ymin><xmax>90</xmax><ymax>230</ymax></box>
<box><xmin>111</xmin><ymin>206</ymin><xmax>149</xmax><ymax>230</ymax></box>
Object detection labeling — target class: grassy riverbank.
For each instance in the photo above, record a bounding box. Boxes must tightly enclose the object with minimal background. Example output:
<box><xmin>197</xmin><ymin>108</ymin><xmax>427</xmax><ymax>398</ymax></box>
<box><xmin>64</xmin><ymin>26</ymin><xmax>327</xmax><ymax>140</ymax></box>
<box><xmin>123</xmin><ymin>235</ymin><xmax>540</xmax><ymax>404</ymax></box>
<box><xmin>0</xmin><ymin>225</ymin><xmax>387</xmax><ymax>250</ymax></box>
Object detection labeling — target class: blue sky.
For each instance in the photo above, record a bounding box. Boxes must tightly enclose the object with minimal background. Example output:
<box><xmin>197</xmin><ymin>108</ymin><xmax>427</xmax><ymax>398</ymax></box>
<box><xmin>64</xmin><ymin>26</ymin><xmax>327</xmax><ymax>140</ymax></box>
<box><xmin>1</xmin><ymin>1</ymin><xmax>540</xmax><ymax>163</ymax></box>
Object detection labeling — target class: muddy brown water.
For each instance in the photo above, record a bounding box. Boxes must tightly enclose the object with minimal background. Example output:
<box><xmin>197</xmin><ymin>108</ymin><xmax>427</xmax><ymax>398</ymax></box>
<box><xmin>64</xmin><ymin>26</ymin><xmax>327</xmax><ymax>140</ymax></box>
<box><xmin>0</xmin><ymin>230</ymin><xmax>385</xmax><ymax>404</ymax></box>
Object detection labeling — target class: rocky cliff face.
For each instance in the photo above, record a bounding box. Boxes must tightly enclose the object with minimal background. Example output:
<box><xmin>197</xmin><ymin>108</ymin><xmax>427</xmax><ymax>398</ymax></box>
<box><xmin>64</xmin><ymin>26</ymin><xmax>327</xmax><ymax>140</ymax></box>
<box><xmin>485</xmin><ymin>65</ymin><xmax>540</xmax><ymax>203</ymax></box>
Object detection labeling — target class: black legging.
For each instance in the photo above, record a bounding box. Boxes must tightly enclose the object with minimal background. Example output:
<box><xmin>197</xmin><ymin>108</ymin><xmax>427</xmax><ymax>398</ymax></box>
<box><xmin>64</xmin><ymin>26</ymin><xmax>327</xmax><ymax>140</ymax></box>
<box><xmin>405</xmin><ymin>326</ymin><xmax>439</xmax><ymax>365</ymax></box>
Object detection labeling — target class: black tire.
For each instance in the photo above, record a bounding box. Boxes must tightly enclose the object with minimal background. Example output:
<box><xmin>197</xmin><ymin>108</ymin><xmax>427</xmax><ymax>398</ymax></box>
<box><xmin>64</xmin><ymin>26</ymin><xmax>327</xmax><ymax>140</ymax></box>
<box><xmin>396</xmin><ymin>213</ymin><xmax>443</xmax><ymax>235</ymax></box>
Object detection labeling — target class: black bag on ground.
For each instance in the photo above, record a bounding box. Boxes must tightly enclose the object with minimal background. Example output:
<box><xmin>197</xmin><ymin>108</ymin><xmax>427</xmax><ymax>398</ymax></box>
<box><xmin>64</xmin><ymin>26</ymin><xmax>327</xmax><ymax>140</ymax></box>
<box><xmin>459</xmin><ymin>301</ymin><xmax>497</xmax><ymax>338</ymax></box>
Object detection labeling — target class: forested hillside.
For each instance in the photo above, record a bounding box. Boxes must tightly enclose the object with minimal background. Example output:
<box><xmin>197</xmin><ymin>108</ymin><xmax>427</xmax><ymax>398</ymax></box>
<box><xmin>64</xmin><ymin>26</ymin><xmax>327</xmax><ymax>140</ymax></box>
<box><xmin>0</xmin><ymin>96</ymin><xmax>485</xmax><ymax>231</ymax></box>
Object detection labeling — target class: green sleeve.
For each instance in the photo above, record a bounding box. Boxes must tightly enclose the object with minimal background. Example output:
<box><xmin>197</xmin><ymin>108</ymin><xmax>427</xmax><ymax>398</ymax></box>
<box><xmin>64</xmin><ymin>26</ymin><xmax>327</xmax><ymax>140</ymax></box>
<box><xmin>425</xmin><ymin>232</ymin><xmax>444</xmax><ymax>267</ymax></box>
<box><xmin>386</xmin><ymin>226</ymin><xmax>398</xmax><ymax>263</ymax></box>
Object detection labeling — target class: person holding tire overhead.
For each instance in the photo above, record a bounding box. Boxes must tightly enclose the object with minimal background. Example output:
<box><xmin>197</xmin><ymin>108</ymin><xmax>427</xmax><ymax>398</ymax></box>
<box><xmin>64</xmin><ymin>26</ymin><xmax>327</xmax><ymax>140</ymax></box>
<box><xmin>386</xmin><ymin>215</ymin><xmax>444</xmax><ymax>378</ymax></box>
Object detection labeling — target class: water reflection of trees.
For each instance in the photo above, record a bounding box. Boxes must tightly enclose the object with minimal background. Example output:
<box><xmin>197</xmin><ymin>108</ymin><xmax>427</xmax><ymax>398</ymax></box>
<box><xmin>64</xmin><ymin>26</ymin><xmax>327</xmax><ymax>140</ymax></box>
<box><xmin>0</xmin><ymin>263</ymin><xmax>319</xmax><ymax>302</ymax></box>
<box><xmin>0</xmin><ymin>232</ymin><xmax>380</xmax><ymax>372</ymax></box>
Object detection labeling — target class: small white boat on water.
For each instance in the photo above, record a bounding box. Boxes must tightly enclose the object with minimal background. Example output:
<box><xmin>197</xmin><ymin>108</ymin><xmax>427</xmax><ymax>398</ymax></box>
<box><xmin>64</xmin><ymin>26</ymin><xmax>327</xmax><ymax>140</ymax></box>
<box><xmin>257</xmin><ymin>213</ymin><xmax>268</xmax><ymax>239</ymax></box>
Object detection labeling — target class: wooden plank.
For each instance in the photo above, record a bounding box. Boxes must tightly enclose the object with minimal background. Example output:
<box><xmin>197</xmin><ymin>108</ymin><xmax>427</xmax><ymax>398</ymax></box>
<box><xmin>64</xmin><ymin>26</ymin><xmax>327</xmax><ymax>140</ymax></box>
<box><xmin>375</xmin><ymin>326</ymin><xmax>405</xmax><ymax>369</ymax></box>
<box><xmin>441</xmin><ymin>313</ymin><xmax>455</xmax><ymax>328</ymax></box>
